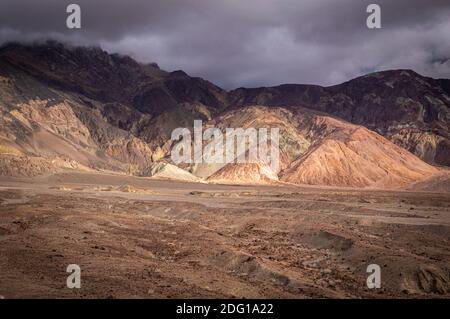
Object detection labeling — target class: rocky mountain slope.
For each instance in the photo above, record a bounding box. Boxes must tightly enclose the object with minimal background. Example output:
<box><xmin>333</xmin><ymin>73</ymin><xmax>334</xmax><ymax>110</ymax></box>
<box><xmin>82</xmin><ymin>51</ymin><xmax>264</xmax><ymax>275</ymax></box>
<box><xmin>0</xmin><ymin>41</ymin><xmax>227</xmax><ymax>176</ymax></box>
<box><xmin>230</xmin><ymin>70</ymin><xmax>450</xmax><ymax>166</ymax></box>
<box><xmin>200</xmin><ymin>106</ymin><xmax>438</xmax><ymax>187</ymax></box>
<box><xmin>0</xmin><ymin>41</ymin><xmax>448</xmax><ymax>188</ymax></box>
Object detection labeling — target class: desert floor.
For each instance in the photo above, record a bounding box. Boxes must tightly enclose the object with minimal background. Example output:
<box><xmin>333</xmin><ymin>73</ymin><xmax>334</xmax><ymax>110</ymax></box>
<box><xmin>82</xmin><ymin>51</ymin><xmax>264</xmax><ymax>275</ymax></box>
<box><xmin>0</xmin><ymin>171</ymin><xmax>449</xmax><ymax>298</ymax></box>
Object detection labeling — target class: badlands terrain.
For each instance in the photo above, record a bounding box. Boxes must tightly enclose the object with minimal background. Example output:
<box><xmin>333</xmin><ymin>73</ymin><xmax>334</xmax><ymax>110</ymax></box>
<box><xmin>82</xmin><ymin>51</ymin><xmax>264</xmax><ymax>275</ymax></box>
<box><xmin>0</xmin><ymin>41</ymin><xmax>449</xmax><ymax>298</ymax></box>
<box><xmin>0</xmin><ymin>41</ymin><xmax>449</xmax><ymax>182</ymax></box>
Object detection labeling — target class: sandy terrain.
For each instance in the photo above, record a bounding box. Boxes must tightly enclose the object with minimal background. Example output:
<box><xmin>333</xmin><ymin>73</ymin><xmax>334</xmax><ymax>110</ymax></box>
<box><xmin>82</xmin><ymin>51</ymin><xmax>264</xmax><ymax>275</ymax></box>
<box><xmin>0</xmin><ymin>170</ymin><xmax>449</xmax><ymax>298</ymax></box>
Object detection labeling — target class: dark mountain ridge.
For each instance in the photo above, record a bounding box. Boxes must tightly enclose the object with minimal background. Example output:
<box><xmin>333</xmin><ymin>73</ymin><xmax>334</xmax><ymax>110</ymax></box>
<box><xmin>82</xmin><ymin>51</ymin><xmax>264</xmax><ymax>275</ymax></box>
<box><xmin>230</xmin><ymin>70</ymin><xmax>450</xmax><ymax>165</ymax></box>
<box><xmin>0</xmin><ymin>41</ymin><xmax>228</xmax><ymax>116</ymax></box>
<box><xmin>0</xmin><ymin>41</ymin><xmax>449</xmax><ymax>178</ymax></box>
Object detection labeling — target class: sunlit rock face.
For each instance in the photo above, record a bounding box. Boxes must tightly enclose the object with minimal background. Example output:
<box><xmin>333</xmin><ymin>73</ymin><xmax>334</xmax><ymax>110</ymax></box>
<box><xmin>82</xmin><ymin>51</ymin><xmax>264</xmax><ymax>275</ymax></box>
<box><xmin>0</xmin><ymin>41</ymin><xmax>447</xmax><ymax>187</ymax></box>
<box><xmin>229</xmin><ymin>70</ymin><xmax>450</xmax><ymax>166</ymax></box>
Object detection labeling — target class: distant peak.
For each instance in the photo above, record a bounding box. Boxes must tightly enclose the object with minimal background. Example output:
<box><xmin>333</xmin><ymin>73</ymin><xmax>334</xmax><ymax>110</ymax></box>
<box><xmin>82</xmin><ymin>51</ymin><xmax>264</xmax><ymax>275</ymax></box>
<box><xmin>362</xmin><ymin>69</ymin><xmax>423</xmax><ymax>79</ymax></box>
<box><xmin>146</xmin><ymin>62</ymin><xmax>160</xmax><ymax>69</ymax></box>
<box><xmin>169</xmin><ymin>70</ymin><xmax>188</xmax><ymax>77</ymax></box>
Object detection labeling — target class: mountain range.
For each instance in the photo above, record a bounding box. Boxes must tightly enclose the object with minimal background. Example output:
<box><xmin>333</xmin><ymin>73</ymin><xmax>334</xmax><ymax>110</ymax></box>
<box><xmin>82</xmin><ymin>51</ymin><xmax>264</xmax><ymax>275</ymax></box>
<box><xmin>0</xmin><ymin>40</ymin><xmax>449</xmax><ymax>188</ymax></box>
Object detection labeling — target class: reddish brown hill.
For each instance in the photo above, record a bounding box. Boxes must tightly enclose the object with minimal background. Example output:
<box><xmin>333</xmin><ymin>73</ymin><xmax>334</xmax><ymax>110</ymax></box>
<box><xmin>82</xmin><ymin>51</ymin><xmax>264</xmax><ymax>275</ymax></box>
<box><xmin>281</xmin><ymin>122</ymin><xmax>438</xmax><ymax>188</ymax></box>
<box><xmin>200</xmin><ymin>106</ymin><xmax>439</xmax><ymax>188</ymax></box>
<box><xmin>207</xmin><ymin>162</ymin><xmax>279</xmax><ymax>185</ymax></box>
<box><xmin>230</xmin><ymin>70</ymin><xmax>450</xmax><ymax>166</ymax></box>
<box><xmin>0</xmin><ymin>41</ymin><xmax>446</xmax><ymax>188</ymax></box>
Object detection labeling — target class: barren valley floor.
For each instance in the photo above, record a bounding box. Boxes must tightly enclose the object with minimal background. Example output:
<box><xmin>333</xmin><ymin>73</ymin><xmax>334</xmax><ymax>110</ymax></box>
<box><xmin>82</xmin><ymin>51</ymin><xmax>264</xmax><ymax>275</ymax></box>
<box><xmin>0</xmin><ymin>171</ymin><xmax>449</xmax><ymax>298</ymax></box>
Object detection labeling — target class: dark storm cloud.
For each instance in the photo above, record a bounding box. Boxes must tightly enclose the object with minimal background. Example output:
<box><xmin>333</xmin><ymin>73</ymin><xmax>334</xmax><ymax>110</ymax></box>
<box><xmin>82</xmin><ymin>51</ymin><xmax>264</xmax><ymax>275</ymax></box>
<box><xmin>0</xmin><ymin>0</ymin><xmax>449</xmax><ymax>89</ymax></box>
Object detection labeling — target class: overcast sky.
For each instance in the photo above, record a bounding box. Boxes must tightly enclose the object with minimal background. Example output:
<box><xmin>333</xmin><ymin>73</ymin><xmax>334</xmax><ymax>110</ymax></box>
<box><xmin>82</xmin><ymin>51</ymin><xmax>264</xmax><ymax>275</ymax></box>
<box><xmin>0</xmin><ymin>0</ymin><xmax>449</xmax><ymax>89</ymax></box>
